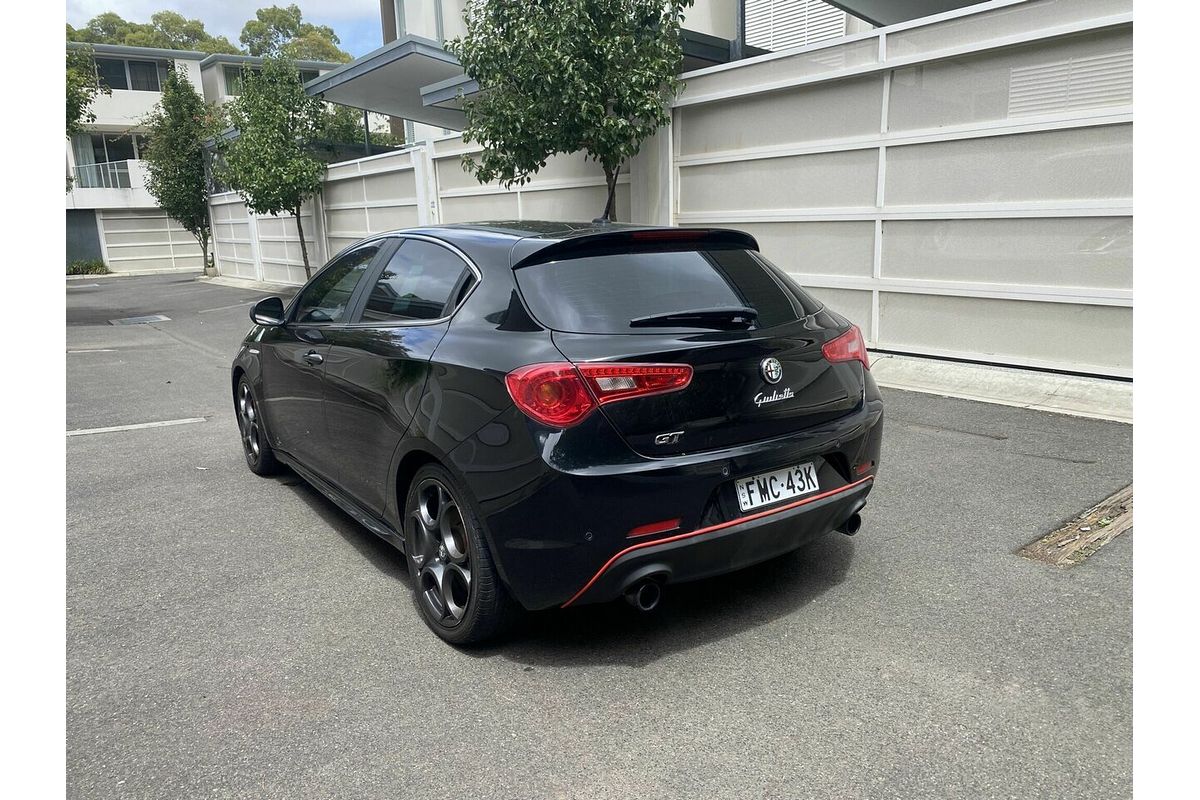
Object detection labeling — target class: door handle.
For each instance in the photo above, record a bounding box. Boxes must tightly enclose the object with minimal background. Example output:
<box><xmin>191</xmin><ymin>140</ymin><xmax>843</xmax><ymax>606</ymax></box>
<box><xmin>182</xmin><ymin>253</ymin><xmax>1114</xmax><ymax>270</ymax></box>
<box><xmin>302</xmin><ymin>351</ymin><xmax>324</xmax><ymax>366</ymax></box>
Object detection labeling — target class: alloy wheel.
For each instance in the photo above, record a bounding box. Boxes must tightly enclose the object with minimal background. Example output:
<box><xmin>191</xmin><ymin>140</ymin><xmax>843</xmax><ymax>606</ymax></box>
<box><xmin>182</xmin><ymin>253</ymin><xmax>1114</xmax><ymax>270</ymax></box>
<box><xmin>238</xmin><ymin>382</ymin><xmax>262</xmax><ymax>463</ymax></box>
<box><xmin>408</xmin><ymin>478</ymin><xmax>473</xmax><ymax>627</ymax></box>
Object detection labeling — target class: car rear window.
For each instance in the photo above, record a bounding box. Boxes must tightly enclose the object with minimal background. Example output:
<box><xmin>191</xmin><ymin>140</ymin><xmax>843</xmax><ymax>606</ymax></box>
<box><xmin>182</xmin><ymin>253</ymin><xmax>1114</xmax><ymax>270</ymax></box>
<box><xmin>513</xmin><ymin>248</ymin><xmax>822</xmax><ymax>334</ymax></box>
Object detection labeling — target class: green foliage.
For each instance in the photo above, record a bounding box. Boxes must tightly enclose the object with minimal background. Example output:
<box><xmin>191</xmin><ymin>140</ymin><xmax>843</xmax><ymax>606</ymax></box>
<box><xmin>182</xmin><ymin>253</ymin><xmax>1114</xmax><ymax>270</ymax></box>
<box><xmin>447</xmin><ymin>0</ymin><xmax>693</xmax><ymax>220</ymax></box>
<box><xmin>67</xmin><ymin>47</ymin><xmax>110</xmax><ymax>139</ymax></box>
<box><xmin>219</xmin><ymin>56</ymin><xmax>327</xmax><ymax>277</ymax></box>
<box><xmin>141</xmin><ymin>67</ymin><xmax>227</xmax><ymax>270</ymax></box>
<box><xmin>68</xmin><ymin>10</ymin><xmax>240</xmax><ymax>55</ymax></box>
<box><xmin>240</xmin><ymin>5</ymin><xmax>351</xmax><ymax>63</ymax></box>
<box><xmin>67</xmin><ymin>259</ymin><xmax>110</xmax><ymax>276</ymax></box>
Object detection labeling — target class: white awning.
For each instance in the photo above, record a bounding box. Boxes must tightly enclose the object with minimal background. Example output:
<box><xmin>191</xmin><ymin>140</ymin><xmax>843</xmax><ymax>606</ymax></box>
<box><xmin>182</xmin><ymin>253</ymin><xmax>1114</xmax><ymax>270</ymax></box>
<box><xmin>824</xmin><ymin>0</ymin><xmax>987</xmax><ymax>27</ymax></box>
<box><xmin>304</xmin><ymin>35</ymin><xmax>467</xmax><ymax>129</ymax></box>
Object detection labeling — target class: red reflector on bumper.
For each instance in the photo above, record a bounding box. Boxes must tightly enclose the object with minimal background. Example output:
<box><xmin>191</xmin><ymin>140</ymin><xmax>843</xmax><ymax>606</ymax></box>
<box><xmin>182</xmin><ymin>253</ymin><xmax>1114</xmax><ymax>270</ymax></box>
<box><xmin>627</xmin><ymin>518</ymin><xmax>682</xmax><ymax>539</ymax></box>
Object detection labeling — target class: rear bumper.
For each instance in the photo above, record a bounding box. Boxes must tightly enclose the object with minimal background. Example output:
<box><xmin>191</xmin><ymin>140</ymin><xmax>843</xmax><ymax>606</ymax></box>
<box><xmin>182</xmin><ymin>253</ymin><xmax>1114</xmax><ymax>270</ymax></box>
<box><xmin>452</xmin><ymin>385</ymin><xmax>883</xmax><ymax>611</ymax></box>
<box><xmin>561</xmin><ymin>475</ymin><xmax>873</xmax><ymax>607</ymax></box>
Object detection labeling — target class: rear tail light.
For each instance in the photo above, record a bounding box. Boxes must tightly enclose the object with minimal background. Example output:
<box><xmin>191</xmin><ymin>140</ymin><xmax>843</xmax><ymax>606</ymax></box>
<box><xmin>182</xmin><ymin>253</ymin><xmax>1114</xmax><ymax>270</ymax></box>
<box><xmin>822</xmin><ymin>325</ymin><xmax>870</xmax><ymax>370</ymax></box>
<box><xmin>576</xmin><ymin>363</ymin><xmax>693</xmax><ymax>404</ymax></box>
<box><xmin>505</xmin><ymin>362</ymin><xmax>693</xmax><ymax>428</ymax></box>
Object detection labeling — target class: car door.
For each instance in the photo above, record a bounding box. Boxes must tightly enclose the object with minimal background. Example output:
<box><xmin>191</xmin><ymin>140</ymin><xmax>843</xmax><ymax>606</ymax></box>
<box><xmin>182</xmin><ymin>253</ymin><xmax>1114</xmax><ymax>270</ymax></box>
<box><xmin>258</xmin><ymin>241</ymin><xmax>389</xmax><ymax>475</ymax></box>
<box><xmin>321</xmin><ymin>236</ymin><xmax>478</xmax><ymax>514</ymax></box>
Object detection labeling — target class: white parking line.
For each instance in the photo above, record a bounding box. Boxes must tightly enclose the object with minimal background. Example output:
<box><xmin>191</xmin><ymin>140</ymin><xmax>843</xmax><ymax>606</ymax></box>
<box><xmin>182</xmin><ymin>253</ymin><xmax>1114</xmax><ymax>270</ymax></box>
<box><xmin>197</xmin><ymin>301</ymin><xmax>254</xmax><ymax>314</ymax></box>
<box><xmin>67</xmin><ymin>349</ymin><xmax>118</xmax><ymax>354</ymax></box>
<box><xmin>66</xmin><ymin>417</ymin><xmax>207</xmax><ymax>437</ymax></box>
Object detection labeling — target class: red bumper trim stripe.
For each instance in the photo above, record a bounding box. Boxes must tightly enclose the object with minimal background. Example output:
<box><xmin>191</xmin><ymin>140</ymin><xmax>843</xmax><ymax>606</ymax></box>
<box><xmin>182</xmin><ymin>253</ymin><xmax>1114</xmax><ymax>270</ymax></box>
<box><xmin>561</xmin><ymin>475</ymin><xmax>874</xmax><ymax>608</ymax></box>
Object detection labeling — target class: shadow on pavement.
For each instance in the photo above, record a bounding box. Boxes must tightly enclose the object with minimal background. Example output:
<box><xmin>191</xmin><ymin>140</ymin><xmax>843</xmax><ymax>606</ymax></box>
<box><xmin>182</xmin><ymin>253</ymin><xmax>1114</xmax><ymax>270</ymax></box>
<box><xmin>486</xmin><ymin>533</ymin><xmax>855</xmax><ymax>668</ymax></box>
<box><xmin>275</xmin><ymin>467</ymin><xmax>855</xmax><ymax>667</ymax></box>
<box><xmin>275</xmin><ymin>469</ymin><xmax>411</xmax><ymax>583</ymax></box>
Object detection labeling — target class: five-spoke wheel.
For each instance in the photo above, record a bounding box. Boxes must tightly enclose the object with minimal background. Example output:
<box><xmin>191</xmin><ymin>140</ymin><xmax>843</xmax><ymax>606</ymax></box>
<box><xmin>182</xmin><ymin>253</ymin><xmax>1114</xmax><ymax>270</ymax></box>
<box><xmin>408</xmin><ymin>478</ymin><xmax>473</xmax><ymax>626</ymax></box>
<box><xmin>404</xmin><ymin>464</ymin><xmax>518</xmax><ymax>644</ymax></box>
<box><xmin>236</xmin><ymin>378</ymin><xmax>278</xmax><ymax>475</ymax></box>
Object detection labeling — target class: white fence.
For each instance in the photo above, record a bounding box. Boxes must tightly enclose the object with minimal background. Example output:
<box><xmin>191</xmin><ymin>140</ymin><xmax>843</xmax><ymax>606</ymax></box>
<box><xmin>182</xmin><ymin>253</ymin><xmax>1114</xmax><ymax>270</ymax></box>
<box><xmin>210</xmin><ymin>193</ymin><xmax>324</xmax><ymax>284</ymax></box>
<box><xmin>213</xmin><ymin>137</ymin><xmax>629</xmax><ymax>284</ymax></box>
<box><xmin>664</xmin><ymin>0</ymin><xmax>1133</xmax><ymax>377</ymax></box>
<box><xmin>211</xmin><ymin>0</ymin><xmax>1133</xmax><ymax>377</ymax></box>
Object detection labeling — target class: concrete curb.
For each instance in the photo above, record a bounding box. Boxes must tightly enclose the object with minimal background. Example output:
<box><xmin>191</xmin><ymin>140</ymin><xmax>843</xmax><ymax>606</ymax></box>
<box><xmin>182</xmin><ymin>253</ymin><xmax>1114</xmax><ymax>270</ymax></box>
<box><xmin>67</xmin><ymin>269</ymin><xmax>202</xmax><ymax>280</ymax></box>
<box><xmin>196</xmin><ymin>275</ymin><xmax>301</xmax><ymax>295</ymax></box>
<box><xmin>869</xmin><ymin>352</ymin><xmax>1132</xmax><ymax>424</ymax></box>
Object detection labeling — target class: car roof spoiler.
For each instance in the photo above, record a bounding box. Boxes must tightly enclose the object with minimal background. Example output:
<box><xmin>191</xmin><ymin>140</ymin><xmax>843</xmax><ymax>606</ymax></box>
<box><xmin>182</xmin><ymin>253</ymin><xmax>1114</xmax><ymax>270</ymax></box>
<box><xmin>510</xmin><ymin>227</ymin><xmax>760</xmax><ymax>269</ymax></box>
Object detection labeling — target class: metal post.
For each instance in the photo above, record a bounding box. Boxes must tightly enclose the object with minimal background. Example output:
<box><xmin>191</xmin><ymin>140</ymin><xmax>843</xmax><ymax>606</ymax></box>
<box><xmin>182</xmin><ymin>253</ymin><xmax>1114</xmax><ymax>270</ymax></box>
<box><xmin>362</xmin><ymin>109</ymin><xmax>371</xmax><ymax>155</ymax></box>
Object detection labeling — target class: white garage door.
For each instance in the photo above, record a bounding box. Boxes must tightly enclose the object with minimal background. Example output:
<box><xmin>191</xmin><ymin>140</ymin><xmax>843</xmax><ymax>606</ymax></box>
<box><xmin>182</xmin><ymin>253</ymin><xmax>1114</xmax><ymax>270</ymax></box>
<box><xmin>99</xmin><ymin>209</ymin><xmax>204</xmax><ymax>272</ymax></box>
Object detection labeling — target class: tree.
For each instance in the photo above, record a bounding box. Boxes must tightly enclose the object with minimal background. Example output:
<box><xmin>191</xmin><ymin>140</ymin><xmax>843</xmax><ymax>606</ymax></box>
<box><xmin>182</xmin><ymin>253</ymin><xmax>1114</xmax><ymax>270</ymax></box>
<box><xmin>66</xmin><ymin>48</ymin><xmax>109</xmax><ymax>139</ymax></box>
<box><xmin>447</xmin><ymin>0</ymin><xmax>693</xmax><ymax>220</ymax></box>
<box><xmin>240</xmin><ymin>5</ymin><xmax>351</xmax><ymax>63</ymax></box>
<box><xmin>219</xmin><ymin>56</ymin><xmax>327</xmax><ymax>278</ymax></box>
<box><xmin>141</xmin><ymin>68</ymin><xmax>227</xmax><ymax>272</ymax></box>
<box><xmin>67</xmin><ymin>47</ymin><xmax>111</xmax><ymax>191</ymax></box>
<box><xmin>68</xmin><ymin>10</ymin><xmax>241</xmax><ymax>55</ymax></box>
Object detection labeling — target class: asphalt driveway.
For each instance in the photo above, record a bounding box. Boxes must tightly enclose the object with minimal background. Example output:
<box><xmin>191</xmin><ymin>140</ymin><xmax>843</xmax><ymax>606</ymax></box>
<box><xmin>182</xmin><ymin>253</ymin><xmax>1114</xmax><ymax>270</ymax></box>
<box><xmin>66</xmin><ymin>273</ymin><xmax>1132</xmax><ymax>799</ymax></box>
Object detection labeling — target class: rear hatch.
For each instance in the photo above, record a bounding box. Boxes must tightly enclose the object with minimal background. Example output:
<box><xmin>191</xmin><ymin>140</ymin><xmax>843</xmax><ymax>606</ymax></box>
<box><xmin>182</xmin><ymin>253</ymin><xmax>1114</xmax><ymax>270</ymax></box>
<box><xmin>513</xmin><ymin>238</ymin><xmax>864</xmax><ymax>457</ymax></box>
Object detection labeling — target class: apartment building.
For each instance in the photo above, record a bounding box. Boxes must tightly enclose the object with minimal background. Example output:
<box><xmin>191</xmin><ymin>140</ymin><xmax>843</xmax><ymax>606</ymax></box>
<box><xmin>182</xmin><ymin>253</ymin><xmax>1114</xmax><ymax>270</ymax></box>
<box><xmin>65</xmin><ymin>43</ymin><xmax>338</xmax><ymax>271</ymax></box>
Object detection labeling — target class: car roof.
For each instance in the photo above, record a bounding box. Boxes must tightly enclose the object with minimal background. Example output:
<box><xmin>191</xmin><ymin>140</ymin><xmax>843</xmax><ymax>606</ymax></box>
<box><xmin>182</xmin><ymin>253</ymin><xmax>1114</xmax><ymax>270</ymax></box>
<box><xmin>369</xmin><ymin>221</ymin><xmax>759</xmax><ymax>272</ymax></box>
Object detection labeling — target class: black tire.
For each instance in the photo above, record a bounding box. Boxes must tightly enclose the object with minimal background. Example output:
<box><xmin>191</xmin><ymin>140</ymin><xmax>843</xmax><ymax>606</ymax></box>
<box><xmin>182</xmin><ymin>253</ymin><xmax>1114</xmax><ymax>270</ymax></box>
<box><xmin>236</xmin><ymin>378</ymin><xmax>279</xmax><ymax>476</ymax></box>
<box><xmin>403</xmin><ymin>464</ymin><xmax>520</xmax><ymax>645</ymax></box>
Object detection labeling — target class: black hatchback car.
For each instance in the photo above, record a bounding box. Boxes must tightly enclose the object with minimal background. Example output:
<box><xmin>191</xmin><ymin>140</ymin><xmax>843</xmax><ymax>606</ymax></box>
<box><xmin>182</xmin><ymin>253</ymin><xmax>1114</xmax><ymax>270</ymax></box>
<box><xmin>232</xmin><ymin>222</ymin><xmax>883</xmax><ymax>644</ymax></box>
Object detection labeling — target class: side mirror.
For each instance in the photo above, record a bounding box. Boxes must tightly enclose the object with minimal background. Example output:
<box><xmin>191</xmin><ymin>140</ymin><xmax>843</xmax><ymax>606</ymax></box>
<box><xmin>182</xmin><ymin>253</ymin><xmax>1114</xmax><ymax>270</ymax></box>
<box><xmin>250</xmin><ymin>296</ymin><xmax>287</xmax><ymax>327</ymax></box>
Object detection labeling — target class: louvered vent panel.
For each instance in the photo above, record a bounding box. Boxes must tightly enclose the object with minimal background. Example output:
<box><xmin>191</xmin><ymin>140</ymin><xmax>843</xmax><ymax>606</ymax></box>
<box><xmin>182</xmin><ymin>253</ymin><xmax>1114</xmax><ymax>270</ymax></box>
<box><xmin>1008</xmin><ymin>51</ymin><xmax>1133</xmax><ymax>117</ymax></box>
<box><xmin>744</xmin><ymin>1</ymin><xmax>848</xmax><ymax>52</ymax></box>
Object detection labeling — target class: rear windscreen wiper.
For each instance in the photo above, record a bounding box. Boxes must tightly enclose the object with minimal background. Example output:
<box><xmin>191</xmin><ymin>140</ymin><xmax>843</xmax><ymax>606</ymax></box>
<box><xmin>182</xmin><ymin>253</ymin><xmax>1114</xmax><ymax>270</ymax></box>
<box><xmin>629</xmin><ymin>306</ymin><xmax>758</xmax><ymax>330</ymax></box>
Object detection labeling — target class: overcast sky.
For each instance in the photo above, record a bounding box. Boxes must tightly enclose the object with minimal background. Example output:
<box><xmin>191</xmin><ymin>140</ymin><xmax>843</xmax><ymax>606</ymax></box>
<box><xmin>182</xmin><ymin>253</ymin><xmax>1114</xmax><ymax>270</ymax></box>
<box><xmin>65</xmin><ymin>1</ymin><xmax>385</xmax><ymax>58</ymax></box>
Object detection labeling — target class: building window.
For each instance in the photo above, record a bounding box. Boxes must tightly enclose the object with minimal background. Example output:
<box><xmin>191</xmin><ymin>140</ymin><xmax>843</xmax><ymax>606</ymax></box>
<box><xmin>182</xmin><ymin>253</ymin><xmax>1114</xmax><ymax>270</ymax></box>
<box><xmin>95</xmin><ymin>58</ymin><xmax>128</xmax><ymax>90</ymax></box>
<box><xmin>93</xmin><ymin>56</ymin><xmax>169</xmax><ymax>92</ymax></box>
<box><xmin>224</xmin><ymin>65</ymin><xmax>321</xmax><ymax>95</ymax></box>
<box><xmin>223</xmin><ymin>65</ymin><xmax>246</xmax><ymax>96</ymax></box>
<box><xmin>128</xmin><ymin>60</ymin><xmax>163</xmax><ymax>91</ymax></box>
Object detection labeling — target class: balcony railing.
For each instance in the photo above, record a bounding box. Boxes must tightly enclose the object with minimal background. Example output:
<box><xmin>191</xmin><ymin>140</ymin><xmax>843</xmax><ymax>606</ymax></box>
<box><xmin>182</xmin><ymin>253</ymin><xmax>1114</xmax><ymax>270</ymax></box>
<box><xmin>73</xmin><ymin>160</ymin><xmax>133</xmax><ymax>189</ymax></box>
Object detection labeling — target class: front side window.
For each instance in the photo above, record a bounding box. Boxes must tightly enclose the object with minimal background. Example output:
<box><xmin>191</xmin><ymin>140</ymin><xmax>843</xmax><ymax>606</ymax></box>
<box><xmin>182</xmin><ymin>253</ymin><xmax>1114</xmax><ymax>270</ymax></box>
<box><xmin>293</xmin><ymin>245</ymin><xmax>381</xmax><ymax>324</ymax></box>
<box><xmin>359</xmin><ymin>240</ymin><xmax>471</xmax><ymax>323</ymax></box>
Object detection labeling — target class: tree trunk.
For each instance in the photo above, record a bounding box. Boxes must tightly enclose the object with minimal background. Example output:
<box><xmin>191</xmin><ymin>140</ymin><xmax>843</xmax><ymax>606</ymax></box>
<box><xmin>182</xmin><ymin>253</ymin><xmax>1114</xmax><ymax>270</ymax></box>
<box><xmin>602</xmin><ymin>164</ymin><xmax>621</xmax><ymax>221</ymax></box>
<box><xmin>194</xmin><ymin>229</ymin><xmax>213</xmax><ymax>276</ymax></box>
<box><xmin>295</xmin><ymin>206</ymin><xmax>312</xmax><ymax>279</ymax></box>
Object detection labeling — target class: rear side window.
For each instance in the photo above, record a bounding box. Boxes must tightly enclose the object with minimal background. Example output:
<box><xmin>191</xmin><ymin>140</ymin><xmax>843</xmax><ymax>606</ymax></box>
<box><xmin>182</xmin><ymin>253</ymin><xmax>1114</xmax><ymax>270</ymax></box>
<box><xmin>360</xmin><ymin>240</ymin><xmax>471</xmax><ymax>322</ymax></box>
<box><xmin>514</xmin><ymin>248</ymin><xmax>821</xmax><ymax>334</ymax></box>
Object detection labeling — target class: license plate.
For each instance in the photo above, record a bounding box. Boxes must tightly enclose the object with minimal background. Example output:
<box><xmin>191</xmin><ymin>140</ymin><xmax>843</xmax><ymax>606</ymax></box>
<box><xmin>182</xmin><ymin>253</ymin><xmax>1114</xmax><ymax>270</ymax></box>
<box><xmin>735</xmin><ymin>462</ymin><xmax>820</xmax><ymax>512</ymax></box>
